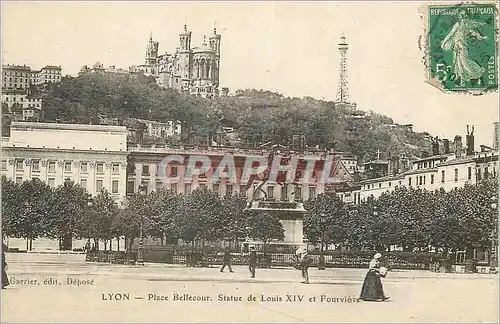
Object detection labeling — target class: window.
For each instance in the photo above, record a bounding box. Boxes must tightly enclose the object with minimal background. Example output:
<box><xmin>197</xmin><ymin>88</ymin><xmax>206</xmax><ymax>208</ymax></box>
<box><xmin>32</xmin><ymin>160</ymin><xmax>40</xmax><ymax>171</ymax></box>
<box><xmin>64</xmin><ymin>162</ymin><xmax>72</xmax><ymax>172</ymax></box>
<box><xmin>48</xmin><ymin>178</ymin><xmax>55</xmax><ymax>187</ymax></box>
<box><xmin>281</xmin><ymin>185</ymin><xmax>288</xmax><ymax>201</ymax></box>
<box><xmin>112</xmin><ymin>163</ymin><xmax>120</xmax><ymax>174</ymax></box>
<box><xmin>408</xmin><ymin>177</ymin><xmax>412</xmax><ymax>186</ymax></box>
<box><xmin>295</xmin><ymin>186</ymin><xmax>302</xmax><ymax>200</ymax></box>
<box><xmin>171</xmin><ymin>182</ymin><xmax>178</xmax><ymax>194</ymax></box>
<box><xmin>81</xmin><ymin>162</ymin><xmax>88</xmax><ymax>173</ymax></box>
<box><xmin>171</xmin><ymin>166</ymin><xmax>178</xmax><ymax>177</ymax></box>
<box><xmin>378</xmin><ymin>183</ymin><xmax>382</xmax><ymax>188</ymax></box>
<box><xmin>423</xmin><ymin>175</ymin><xmax>426</xmax><ymax>185</ymax></box>
<box><xmin>15</xmin><ymin>176</ymin><xmax>22</xmax><ymax>184</ymax></box>
<box><xmin>80</xmin><ymin>179</ymin><xmax>87</xmax><ymax>189</ymax></box>
<box><xmin>431</xmin><ymin>174</ymin><xmax>434</xmax><ymax>184</ymax></box>
<box><xmin>48</xmin><ymin>161</ymin><xmax>56</xmax><ymax>172</ymax></box>
<box><xmin>454</xmin><ymin>168</ymin><xmax>458</xmax><ymax>182</ymax></box>
<box><xmin>96</xmin><ymin>179</ymin><xmax>104</xmax><ymax>191</ymax></box>
<box><xmin>184</xmin><ymin>183</ymin><xmax>191</xmax><ymax>195</ymax></box>
<box><xmin>388</xmin><ymin>182</ymin><xmax>392</xmax><ymax>187</ymax></box>
<box><xmin>142</xmin><ymin>164</ymin><xmax>150</xmax><ymax>176</ymax></box>
<box><xmin>309</xmin><ymin>186</ymin><xmax>316</xmax><ymax>198</ymax></box>
<box><xmin>97</xmin><ymin>163</ymin><xmax>104</xmax><ymax>173</ymax></box>
<box><xmin>267</xmin><ymin>185</ymin><xmax>274</xmax><ymax>199</ymax></box>
<box><xmin>441</xmin><ymin>170</ymin><xmax>445</xmax><ymax>183</ymax></box>
<box><xmin>127</xmin><ymin>181</ymin><xmax>135</xmax><ymax>194</ymax></box>
<box><xmin>1</xmin><ymin>160</ymin><xmax>7</xmax><ymax>170</ymax></box>
<box><xmin>112</xmin><ymin>180</ymin><xmax>119</xmax><ymax>194</ymax></box>
<box><xmin>15</xmin><ymin>160</ymin><xmax>24</xmax><ymax>171</ymax></box>
<box><xmin>212</xmin><ymin>184</ymin><xmax>220</xmax><ymax>194</ymax></box>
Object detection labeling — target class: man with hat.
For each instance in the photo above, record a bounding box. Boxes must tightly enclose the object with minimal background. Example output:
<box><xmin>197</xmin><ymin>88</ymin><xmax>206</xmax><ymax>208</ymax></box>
<box><xmin>296</xmin><ymin>247</ymin><xmax>312</xmax><ymax>284</ymax></box>
<box><xmin>248</xmin><ymin>246</ymin><xmax>257</xmax><ymax>278</ymax></box>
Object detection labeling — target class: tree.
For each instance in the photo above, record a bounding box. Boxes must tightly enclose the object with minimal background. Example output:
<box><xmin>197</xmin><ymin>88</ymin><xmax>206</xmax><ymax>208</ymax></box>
<box><xmin>245</xmin><ymin>212</ymin><xmax>285</xmax><ymax>247</ymax></box>
<box><xmin>47</xmin><ymin>179</ymin><xmax>91</xmax><ymax>250</ymax></box>
<box><xmin>119</xmin><ymin>192</ymin><xmax>149</xmax><ymax>253</ymax></box>
<box><xmin>303</xmin><ymin>192</ymin><xmax>349</xmax><ymax>251</ymax></box>
<box><xmin>220</xmin><ymin>193</ymin><xmax>248</xmax><ymax>247</ymax></box>
<box><xmin>92</xmin><ymin>189</ymin><xmax>119</xmax><ymax>250</ymax></box>
<box><xmin>176</xmin><ymin>188</ymin><xmax>224</xmax><ymax>246</ymax></box>
<box><xmin>1</xmin><ymin>176</ymin><xmax>20</xmax><ymax>239</ymax></box>
<box><xmin>13</xmin><ymin>179</ymin><xmax>53</xmax><ymax>250</ymax></box>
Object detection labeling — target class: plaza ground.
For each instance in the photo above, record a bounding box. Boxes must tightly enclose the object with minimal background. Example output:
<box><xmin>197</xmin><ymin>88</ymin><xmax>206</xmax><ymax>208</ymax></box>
<box><xmin>1</xmin><ymin>253</ymin><xmax>498</xmax><ymax>323</ymax></box>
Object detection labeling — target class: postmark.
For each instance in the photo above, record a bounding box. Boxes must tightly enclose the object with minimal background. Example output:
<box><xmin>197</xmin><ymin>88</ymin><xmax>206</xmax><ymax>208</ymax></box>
<box><xmin>421</xmin><ymin>2</ymin><xmax>499</xmax><ymax>93</ymax></box>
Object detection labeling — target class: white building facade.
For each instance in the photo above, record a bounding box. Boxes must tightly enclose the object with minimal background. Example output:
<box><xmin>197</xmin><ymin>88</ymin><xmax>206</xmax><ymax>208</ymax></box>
<box><xmin>1</xmin><ymin>122</ymin><xmax>128</xmax><ymax>203</ymax></box>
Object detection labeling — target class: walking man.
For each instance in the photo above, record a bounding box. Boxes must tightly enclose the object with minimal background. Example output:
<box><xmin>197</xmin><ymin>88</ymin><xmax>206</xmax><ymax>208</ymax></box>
<box><xmin>249</xmin><ymin>246</ymin><xmax>257</xmax><ymax>278</ymax></box>
<box><xmin>296</xmin><ymin>248</ymin><xmax>312</xmax><ymax>284</ymax></box>
<box><xmin>220</xmin><ymin>247</ymin><xmax>234</xmax><ymax>273</ymax></box>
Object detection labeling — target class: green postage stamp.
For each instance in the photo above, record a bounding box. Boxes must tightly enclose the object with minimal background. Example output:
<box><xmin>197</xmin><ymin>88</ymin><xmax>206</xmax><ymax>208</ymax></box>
<box><xmin>423</xmin><ymin>2</ymin><xmax>498</xmax><ymax>93</ymax></box>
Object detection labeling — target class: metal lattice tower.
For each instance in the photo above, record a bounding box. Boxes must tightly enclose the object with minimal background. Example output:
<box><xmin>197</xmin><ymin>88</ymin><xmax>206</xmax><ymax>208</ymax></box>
<box><xmin>336</xmin><ymin>34</ymin><xmax>349</xmax><ymax>103</ymax></box>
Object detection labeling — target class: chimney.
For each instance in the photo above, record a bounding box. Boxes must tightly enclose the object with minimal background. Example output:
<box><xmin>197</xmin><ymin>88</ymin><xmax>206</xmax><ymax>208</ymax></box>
<box><xmin>389</xmin><ymin>156</ymin><xmax>399</xmax><ymax>176</ymax></box>
<box><xmin>454</xmin><ymin>135</ymin><xmax>462</xmax><ymax>158</ymax></box>
<box><xmin>466</xmin><ymin>125</ymin><xmax>475</xmax><ymax>156</ymax></box>
<box><xmin>432</xmin><ymin>136</ymin><xmax>439</xmax><ymax>156</ymax></box>
<box><xmin>443</xmin><ymin>139</ymin><xmax>450</xmax><ymax>154</ymax></box>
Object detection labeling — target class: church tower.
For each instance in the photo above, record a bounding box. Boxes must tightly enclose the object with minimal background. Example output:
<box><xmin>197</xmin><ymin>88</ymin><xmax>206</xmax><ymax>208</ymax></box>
<box><xmin>178</xmin><ymin>23</ymin><xmax>192</xmax><ymax>88</ymax></box>
<box><xmin>145</xmin><ymin>32</ymin><xmax>159</xmax><ymax>66</ymax></box>
<box><xmin>209</xmin><ymin>21</ymin><xmax>221</xmax><ymax>88</ymax></box>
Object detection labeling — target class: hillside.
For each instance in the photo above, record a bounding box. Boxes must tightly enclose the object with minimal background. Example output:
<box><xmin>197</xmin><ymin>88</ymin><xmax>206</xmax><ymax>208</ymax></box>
<box><xmin>36</xmin><ymin>73</ymin><xmax>432</xmax><ymax>161</ymax></box>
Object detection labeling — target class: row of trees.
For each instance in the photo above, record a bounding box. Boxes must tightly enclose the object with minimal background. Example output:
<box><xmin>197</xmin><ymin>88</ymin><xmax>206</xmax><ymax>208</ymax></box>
<box><xmin>304</xmin><ymin>179</ymin><xmax>498</xmax><ymax>258</ymax></box>
<box><xmin>1</xmin><ymin>176</ymin><xmax>284</xmax><ymax>251</ymax></box>
<box><xmin>3</xmin><ymin>175</ymin><xmax>496</xmax><ymax>257</ymax></box>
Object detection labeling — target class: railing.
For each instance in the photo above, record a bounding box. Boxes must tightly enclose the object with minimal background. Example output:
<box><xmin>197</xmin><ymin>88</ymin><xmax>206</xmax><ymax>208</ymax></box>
<box><xmin>85</xmin><ymin>249</ymin><xmax>434</xmax><ymax>270</ymax></box>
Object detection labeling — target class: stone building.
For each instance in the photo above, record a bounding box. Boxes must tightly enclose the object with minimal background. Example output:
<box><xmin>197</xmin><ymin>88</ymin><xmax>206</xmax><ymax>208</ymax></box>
<box><xmin>1</xmin><ymin>122</ymin><xmax>128</xmax><ymax>203</ymax></box>
<box><xmin>2</xmin><ymin>64</ymin><xmax>32</xmax><ymax>91</ymax></box>
<box><xmin>132</xmin><ymin>24</ymin><xmax>221</xmax><ymax>98</ymax></box>
<box><xmin>30</xmin><ymin>65</ymin><xmax>62</xmax><ymax>85</ymax></box>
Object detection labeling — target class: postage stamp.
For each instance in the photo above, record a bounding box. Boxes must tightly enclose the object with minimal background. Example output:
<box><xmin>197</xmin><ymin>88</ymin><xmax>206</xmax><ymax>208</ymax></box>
<box><xmin>422</xmin><ymin>2</ymin><xmax>499</xmax><ymax>93</ymax></box>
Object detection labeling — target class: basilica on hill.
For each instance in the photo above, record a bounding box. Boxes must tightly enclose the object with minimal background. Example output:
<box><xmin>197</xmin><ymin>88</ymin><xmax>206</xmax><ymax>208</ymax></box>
<box><xmin>130</xmin><ymin>23</ymin><xmax>222</xmax><ymax>99</ymax></box>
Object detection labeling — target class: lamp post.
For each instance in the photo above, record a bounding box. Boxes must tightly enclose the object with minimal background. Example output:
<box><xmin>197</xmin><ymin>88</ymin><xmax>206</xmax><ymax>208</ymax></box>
<box><xmin>318</xmin><ymin>213</ymin><xmax>327</xmax><ymax>270</ymax></box>
<box><xmin>490</xmin><ymin>195</ymin><xmax>498</xmax><ymax>270</ymax></box>
<box><xmin>136</xmin><ymin>184</ymin><xmax>147</xmax><ymax>266</ymax></box>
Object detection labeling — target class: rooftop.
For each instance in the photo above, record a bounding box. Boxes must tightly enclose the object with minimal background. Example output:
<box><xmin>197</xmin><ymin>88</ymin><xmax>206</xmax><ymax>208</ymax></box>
<box><xmin>41</xmin><ymin>65</ymin><xmax>62</xmax><ymax>70</ymax></box>
<box><xmin>11</xmin><ymin>122</ymin><xmax>127</xmax><ymax>133</ymax></box>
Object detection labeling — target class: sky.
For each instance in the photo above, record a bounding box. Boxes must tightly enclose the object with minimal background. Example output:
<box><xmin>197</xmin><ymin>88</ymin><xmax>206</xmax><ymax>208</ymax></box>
<box><xmin>2</xmin><ymin>1</ymin><xmax>498</xmax><ymax>148</ymax></box>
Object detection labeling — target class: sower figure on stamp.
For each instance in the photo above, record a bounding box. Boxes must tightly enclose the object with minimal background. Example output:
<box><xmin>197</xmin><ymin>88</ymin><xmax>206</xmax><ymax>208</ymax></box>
<box><xmin>441</xmin><ymin>10</ymin><xmax>487</xmax><ymax>86</ymax></box>
<box><xmin>359</xmin><ymin>253</ymin><xmax>389</xmax><ymax>302</ymax></box>
<box><xmin>2</xmin><ymin>243</ymin><xmax>10</xmax><ymax>289</ymax></box>
<box><xmin>249</xmin><ymin>246</ymin><xmax>257</xmax><ymax>278</ymax></box>
<box><xmin>220</xmin><ymin>247</ymin><xmax>234</xmax><ymax>273</ymax></box>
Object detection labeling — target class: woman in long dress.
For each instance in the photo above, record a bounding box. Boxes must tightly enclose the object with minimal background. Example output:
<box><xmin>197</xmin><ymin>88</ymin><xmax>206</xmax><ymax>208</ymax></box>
<box><xmin>359</xmin><ymin>253</ymin><xmax>389</xmax><ymax>301</ymax></box>
<box><xmin>440</xmin><ymin>10</ymin><xmax>487</xmax><ymax>85</ymax></box>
